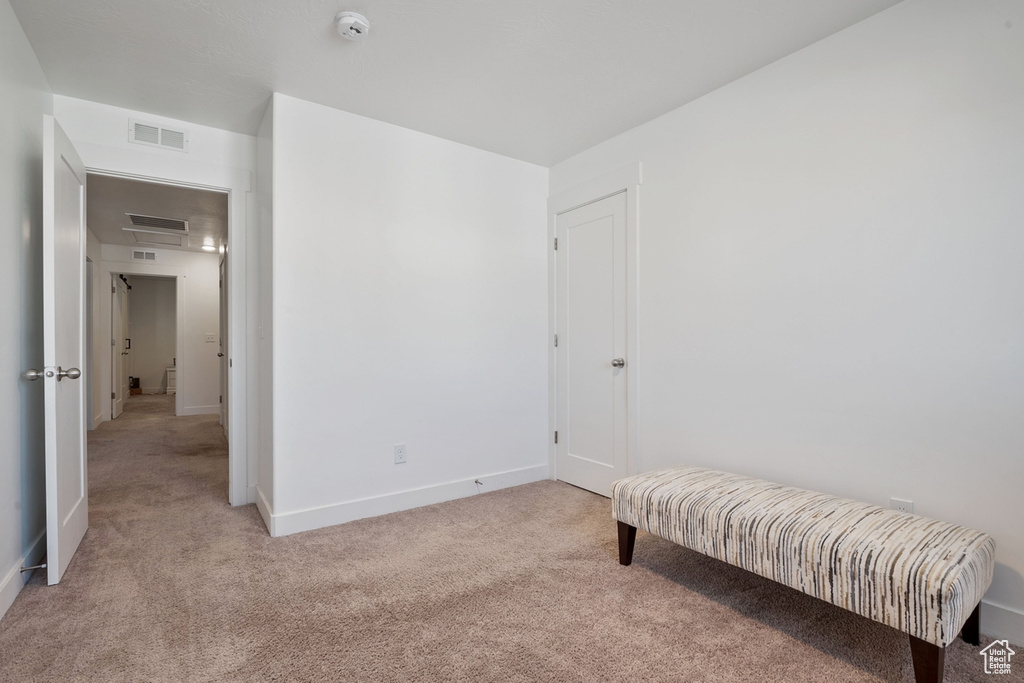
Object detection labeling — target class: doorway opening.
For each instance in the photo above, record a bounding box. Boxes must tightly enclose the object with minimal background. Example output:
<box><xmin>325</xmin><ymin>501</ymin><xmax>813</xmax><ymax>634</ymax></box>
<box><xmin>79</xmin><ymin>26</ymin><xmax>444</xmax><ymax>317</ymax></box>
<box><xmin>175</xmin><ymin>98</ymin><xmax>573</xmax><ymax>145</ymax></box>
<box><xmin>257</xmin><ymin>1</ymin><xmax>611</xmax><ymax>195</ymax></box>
<box><xmin>111</xmin><ymin>274</ymin><xmax>178</xmax><ymax>417</ymax></box>
<box><xmin>86</xmin><ymin>173</ymin><xmax>230</xmax><ymax>494</ymax></box>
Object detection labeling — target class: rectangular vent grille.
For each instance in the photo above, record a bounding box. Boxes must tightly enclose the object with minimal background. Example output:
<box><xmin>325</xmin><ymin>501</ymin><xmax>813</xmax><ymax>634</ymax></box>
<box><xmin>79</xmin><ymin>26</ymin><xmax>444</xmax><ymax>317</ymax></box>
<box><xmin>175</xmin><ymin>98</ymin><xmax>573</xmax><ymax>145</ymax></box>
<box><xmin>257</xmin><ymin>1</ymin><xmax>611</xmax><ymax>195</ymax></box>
<box><xmin>134</xmin><ymin>123</ymin><xmax>160</xmax><ymax>145</ymax></box>
<box><xmin>126</xmin><ymin>214</ymin><xmax>189</xmax><ymax>232</ymax></box>
<box><xmin>130</xmin><ymin>232</ymin><xmax>182</xmax><ymax>247</ymax></box>
<box><xmin>160</xmin><ymin>128</ymin><xmax>185</xmax><ymax>149</ymax></box>
<box><xmin>132</xmin><ymin>250</ymin><xmax>157</xmax><ymax>261</ymax></box>
<box><xmin>129</xmin><ymin>119</ymin><xmax>189</xmax><ymax>152</ymax></box>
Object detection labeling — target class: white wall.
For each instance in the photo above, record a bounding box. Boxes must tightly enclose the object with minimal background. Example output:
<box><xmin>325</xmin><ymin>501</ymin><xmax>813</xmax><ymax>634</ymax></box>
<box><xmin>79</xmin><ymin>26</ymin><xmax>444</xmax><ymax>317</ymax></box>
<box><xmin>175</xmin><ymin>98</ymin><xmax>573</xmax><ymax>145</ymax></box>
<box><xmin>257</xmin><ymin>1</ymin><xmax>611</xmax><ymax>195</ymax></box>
<box><xmin>53</xmin><ymin>96</ymin><xmax>256</xmax><ymax>180</ymax></box>
<box><xmin>0</xmin><ymin>0</ymin><xmax>51</xmax><ymax>619</ymax></box>
<box><xmin>54</xmin><ymin>96</ymin><xmax>256</xmax><ymax>505</ymax></box>
<box><xmin>101</xmin><ymin>246</ymin><xmax>221</xmax><ymax>414</ymax></box>
<box><xmin>86</xmin><ymin>228</ymin><xmax>103</xmax><ymax>428</ymax></box>
<box><xmin>254</xmin><ymin>100</ymin><xmax>274</xmax><ymax>516</ymax></box>
<box><xmin>550</xmin><ymin>0</ymin><xmax>1024</xmax><ymax>644</ymax></box>
<box><xmin>127</xmin><ymin>276</ymin><xmax>177</xmax><ymax>393</ymax></box>
<box><xmin>262</xmin><ymin>94</ymin><xmax>549</xmax><ymax>535</ymax></box>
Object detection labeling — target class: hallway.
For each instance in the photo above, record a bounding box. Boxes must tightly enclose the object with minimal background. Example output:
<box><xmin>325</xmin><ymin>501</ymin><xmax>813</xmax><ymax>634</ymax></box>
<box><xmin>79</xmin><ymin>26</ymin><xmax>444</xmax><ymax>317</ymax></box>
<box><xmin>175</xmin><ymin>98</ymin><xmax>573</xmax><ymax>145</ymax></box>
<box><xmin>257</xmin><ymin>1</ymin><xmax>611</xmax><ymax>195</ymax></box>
<box><xmin>0</xmin><ymin>394</ymin><xmax>260</xmax><ymax>680</ymax></box>
<box><xmin>88</xmin><ymin>394</ymin><xmax>228</xmax><ymax>502</ymax></box>
<box><xmin>88</xmin><ymin>393</ymin><xmax>228</xmax><ymax>505</ymax></box>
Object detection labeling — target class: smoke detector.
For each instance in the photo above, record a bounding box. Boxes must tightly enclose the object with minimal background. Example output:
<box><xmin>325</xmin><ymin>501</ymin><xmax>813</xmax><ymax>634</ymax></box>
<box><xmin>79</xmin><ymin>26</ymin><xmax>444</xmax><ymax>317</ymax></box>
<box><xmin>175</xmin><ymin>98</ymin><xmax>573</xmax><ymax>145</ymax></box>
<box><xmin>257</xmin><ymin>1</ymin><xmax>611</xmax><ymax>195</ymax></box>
<box><xmin>336</xmin><ymin>12</ymin><xmax>370</xmax><ymax>41</ymax></box>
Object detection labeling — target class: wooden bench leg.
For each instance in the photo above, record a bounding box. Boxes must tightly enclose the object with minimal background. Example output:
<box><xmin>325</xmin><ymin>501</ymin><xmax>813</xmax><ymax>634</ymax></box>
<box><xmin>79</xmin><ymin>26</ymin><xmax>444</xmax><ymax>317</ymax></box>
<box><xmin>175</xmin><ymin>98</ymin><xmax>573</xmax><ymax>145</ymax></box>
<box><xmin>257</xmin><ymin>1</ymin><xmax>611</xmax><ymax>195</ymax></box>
<box><xmin>960</xmin><ymin>603</ymin><xmax>981</xmax><ymax>646</ymax></box>
<box><xmin>617</xmin><ymin>521</ymin><xmax>636</xmax><ymax>566</ymax></box>
<box><xmin>909</xmin><ymin>636</ymin><xmax>945</xmax><ymax>683</ymax></box>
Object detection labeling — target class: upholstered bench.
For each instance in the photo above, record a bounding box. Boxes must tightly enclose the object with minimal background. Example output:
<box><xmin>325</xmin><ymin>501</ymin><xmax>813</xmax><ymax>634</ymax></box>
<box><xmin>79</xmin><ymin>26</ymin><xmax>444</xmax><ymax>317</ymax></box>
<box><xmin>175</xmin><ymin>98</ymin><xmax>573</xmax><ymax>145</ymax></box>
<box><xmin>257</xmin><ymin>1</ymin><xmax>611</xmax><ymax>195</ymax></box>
<box><xmin>612</xmin><ymin>467</ymin><xmax>996</xmax><ymax>683</ymax></box>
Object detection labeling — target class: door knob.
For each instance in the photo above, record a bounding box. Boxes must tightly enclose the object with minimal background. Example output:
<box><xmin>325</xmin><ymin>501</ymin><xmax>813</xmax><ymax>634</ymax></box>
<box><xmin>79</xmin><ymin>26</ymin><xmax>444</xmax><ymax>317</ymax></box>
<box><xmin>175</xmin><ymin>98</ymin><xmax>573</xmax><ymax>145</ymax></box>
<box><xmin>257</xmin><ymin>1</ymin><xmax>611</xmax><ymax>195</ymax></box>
<box><xmin>24</xmin><ymin>367</ymin><xmax>81</xmax><ymax>380</ymax></box>
<box><xmin>217</xmin><ymin>352</ymin><xmax>224</xmax><ymax>357</ymax></box>
<box><xmin>56</xmin><ymin>367</ymin><xmax>81</xmax><ymax>381</ymax></box>
<box><xmin>611</xmin><ymin>358</ymin><xmax>625</xmax><ymax>368</ymax></box>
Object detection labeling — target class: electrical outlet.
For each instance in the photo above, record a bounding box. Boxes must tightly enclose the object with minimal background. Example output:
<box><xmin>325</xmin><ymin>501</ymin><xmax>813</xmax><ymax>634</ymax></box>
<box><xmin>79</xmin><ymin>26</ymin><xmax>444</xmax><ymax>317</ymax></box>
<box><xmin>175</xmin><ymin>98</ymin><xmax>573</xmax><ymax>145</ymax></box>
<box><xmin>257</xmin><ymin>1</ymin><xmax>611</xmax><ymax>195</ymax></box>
<box><xmin>890</xmin><ymin>497</ymin><xmax>914</xmax><ymax>514</ymax></box>
<box><xmin>394</xmin><ymin>443</ymin><xmax>407</xmax><ymax>464</ymax></box>
<box><xmin>205</xmin><ymin>333</ymin><xmax>216</xmax><ymax>343</ymax></box>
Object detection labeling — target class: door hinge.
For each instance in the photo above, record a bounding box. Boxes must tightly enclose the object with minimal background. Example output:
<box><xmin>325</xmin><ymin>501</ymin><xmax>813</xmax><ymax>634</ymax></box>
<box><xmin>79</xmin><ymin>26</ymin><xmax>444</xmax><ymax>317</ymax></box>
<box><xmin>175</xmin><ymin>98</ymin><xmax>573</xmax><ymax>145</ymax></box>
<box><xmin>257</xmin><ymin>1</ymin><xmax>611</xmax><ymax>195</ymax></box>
<box><xmin>111</xmin><ymin>286</ymin><xmax>115</xmax><ymax>293</ymax></box>
<box><xmin>554</xmin><ymin>334</ymin><xmax>558</xmax><ymax>348</ymax></box>
<box><xmin>111</xmin><ymin>392</ymin><xmax>115</xmax><ymax>399</ymax></box>
<box><xmin>219</xmin><ymin>395</ymin><xmax>222</xmax><ymax>404</ymax></box>
<box><xmin>554</xmin><ymin>431</ymin><xmax>558</xmax><ymax>444</ymax></box>
<box><xmin>111</xmin><ymin>339</ymin><xmax>115</xmax><ymax>346</ymax></box>
<box><xmin>554</xmin><ymin>237</ymin><xmax>558</xmax><ymax>250</ymax></box>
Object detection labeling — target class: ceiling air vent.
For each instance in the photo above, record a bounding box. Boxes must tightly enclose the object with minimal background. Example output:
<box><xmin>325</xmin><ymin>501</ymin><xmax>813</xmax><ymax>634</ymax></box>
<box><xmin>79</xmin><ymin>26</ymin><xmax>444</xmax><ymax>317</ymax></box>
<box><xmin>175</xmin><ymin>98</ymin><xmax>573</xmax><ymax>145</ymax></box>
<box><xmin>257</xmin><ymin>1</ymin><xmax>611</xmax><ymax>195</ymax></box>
<box><xmin>125</xmin><ymin>213</ymin><xmax>189</xmax><ymax>233</ymax></box>
<box><xmin>128</xmin><ymin>119</ymin><xmax>189</xmax><ymax>152</ymax></box>
<box><xmin>132</xmin><ymin>250</ymin><xmax>157</xmax><ymax>262</ymax></box>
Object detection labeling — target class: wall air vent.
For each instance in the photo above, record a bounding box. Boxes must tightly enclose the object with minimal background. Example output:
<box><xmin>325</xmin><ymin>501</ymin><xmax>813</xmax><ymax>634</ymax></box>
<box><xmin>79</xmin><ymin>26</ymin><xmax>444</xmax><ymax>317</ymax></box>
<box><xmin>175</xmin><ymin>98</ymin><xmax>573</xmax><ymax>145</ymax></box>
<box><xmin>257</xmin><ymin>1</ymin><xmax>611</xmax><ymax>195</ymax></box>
<box><xmin>130</xmin><ymin>232</ymin><xmax>182</xmax><ymax>247</ymax></box>
<box><xmin>128</xmin><ymin>119</ymin><xmax>189</xmax><ymax>152</ymax></box>
<box><xmin>132</xmin><ymin>250</ymin><xmax>157</xmax><ymax>262</ymax></box>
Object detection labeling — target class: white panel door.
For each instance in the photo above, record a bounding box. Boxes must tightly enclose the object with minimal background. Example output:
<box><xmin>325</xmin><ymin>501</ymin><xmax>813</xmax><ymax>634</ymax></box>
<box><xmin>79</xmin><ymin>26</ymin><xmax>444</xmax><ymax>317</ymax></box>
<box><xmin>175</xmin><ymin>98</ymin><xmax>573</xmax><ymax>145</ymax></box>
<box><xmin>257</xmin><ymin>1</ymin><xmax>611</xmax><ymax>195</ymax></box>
<box><xmin>121</xmin><ymin>280</ymin><xmax>130</xmax><ymax>404</ymax></box>
<box><xmin>111</xmin><ymin>276</ymin><xmax>128</xmax><ymax>418</ymax></box>
<box><xmin>42</xmin><ymin>115</ymin><xmax>89</xmax><ymax>585</ymax></box>
<box><xmin>219</xmin><ymin>256</ymin><xmax>228</xmax><ymax>434</ymax></box>
<box><xmin>556</xmin><ymin>191</ymin><xmax>628</xmax><ymax>496</ymax></box>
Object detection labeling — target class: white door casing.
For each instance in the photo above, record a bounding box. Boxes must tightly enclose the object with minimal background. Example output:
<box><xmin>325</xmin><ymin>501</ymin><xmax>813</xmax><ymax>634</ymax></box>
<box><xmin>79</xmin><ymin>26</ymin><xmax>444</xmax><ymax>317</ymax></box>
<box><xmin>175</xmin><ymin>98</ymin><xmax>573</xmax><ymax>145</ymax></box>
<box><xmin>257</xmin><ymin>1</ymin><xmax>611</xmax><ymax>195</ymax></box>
<box><xmin>550</xmin><ymin>163</ymin><xmax>641</xmax><ymax>497</ymax></box>
<box><xmin>42</xmin><ymin>115</ymin><xmax>89</xmax><ymax>585</ymax></box>
<box><xmin>56</xmin><ymin>124</ymin><xmax>249</xmax><ymax>506</ymax></box>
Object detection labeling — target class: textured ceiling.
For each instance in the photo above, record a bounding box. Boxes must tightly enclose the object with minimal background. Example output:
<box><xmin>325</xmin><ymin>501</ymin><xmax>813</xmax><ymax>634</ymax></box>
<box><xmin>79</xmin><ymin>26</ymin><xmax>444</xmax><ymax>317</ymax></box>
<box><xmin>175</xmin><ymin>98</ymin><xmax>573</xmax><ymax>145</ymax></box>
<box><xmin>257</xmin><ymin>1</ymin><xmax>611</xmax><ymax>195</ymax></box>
<box><xmin>12</xmin><ymin>0</ymin><xmax>901</xmax><ymax>165</ymax></box>
<box><xmin>88</xmin><ymin>175</ymin><xmax>228</xmax><ymax>253</ymax></box>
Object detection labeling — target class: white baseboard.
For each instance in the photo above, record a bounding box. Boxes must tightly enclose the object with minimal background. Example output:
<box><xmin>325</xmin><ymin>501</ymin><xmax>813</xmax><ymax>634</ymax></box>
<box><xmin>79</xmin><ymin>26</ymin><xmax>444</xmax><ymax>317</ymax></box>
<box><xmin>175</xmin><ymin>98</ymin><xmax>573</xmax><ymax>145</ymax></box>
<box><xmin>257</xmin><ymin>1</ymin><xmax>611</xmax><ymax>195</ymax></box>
<box><xmin>982</xmin><ymin>599</ymin><xmax>1024</xmax><ymax>647</ymax></box>
<box><xmin>140</xmin><ymin>386</ymin><xmax>163</xmax><ymax>394</ymax></box>
<box><xmin>178</xmin><ymin>405</ymin><xmax>220</xmax><ymax>416</ymax></box>
<box><xmin>269</xmin><ymin>464</ymin><xmax>549</xmax><ymax>538</ymax></box>
<box><xmin>255</xmin><ymin>486</ymin><xmax>274</xmax><ymax>536</ymax></box>
<box><xmin>0</xmin><ymin>531</ymin><xmax>45</xmax><ymax>622</ymax></box>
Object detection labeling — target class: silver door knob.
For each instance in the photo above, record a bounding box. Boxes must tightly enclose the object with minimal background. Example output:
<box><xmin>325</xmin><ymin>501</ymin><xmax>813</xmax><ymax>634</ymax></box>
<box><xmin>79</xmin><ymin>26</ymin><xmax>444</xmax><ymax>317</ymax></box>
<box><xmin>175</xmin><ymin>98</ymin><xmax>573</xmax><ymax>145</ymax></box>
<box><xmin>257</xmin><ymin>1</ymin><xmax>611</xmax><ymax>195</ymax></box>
<box><xmin>24</xmin><ymin>369</ymin><xmax>43</xmax><ymax>381</ymax></box>
<box><xmin>57</xmin><ymin>367</ymin><xmax>81</xmax><ymax>381</ymax></box>
<box><xmin>611</xmin><ymin>358</ymin><xmax>625</xmax><ymax>368</ymax></box>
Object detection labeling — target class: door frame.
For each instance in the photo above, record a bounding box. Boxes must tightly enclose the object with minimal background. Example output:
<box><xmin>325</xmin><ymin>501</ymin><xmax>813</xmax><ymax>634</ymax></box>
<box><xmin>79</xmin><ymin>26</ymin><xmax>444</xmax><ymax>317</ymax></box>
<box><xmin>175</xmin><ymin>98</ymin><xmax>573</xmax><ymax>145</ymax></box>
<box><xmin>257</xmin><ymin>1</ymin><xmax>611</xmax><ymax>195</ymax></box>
<box><xmin>105</xmin><ymin>271</ymin><xmax>183</xmax><ymax>416</ymax></box>
<box><xmin>548</xmin><ymin>163</ymin><xmax>642</xmax><ymax>485</ymax></box>
<box><xmin>86</xmin><ymin>258</ymin><xmax>95</xmax><ymax>430</ymax></box>
<box><xmin>83</xmin><ymin>162</ymin><xmax>250</xmax><ymax>507</ymax></box>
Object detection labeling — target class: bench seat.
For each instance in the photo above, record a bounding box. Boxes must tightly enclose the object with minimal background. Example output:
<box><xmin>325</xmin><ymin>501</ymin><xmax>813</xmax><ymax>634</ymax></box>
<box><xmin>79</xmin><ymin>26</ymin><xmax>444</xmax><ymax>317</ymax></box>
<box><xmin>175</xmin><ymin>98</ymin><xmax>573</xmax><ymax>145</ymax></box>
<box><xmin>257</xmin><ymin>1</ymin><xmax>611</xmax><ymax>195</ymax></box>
<box><xmin>612</xmin><ymin>466</ymin><xmax>996</xmax><ymax>682</ymax></box>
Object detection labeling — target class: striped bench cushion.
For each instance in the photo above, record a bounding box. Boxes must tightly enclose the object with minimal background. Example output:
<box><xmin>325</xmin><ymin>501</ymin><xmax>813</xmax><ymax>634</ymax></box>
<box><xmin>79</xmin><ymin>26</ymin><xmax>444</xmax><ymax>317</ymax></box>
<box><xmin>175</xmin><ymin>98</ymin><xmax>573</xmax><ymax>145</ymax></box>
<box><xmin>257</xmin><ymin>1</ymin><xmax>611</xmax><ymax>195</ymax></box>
<box><xmin>611</xmin><ymin>467</ymin><xmax>995</xmax><ymax>647</ymax></box>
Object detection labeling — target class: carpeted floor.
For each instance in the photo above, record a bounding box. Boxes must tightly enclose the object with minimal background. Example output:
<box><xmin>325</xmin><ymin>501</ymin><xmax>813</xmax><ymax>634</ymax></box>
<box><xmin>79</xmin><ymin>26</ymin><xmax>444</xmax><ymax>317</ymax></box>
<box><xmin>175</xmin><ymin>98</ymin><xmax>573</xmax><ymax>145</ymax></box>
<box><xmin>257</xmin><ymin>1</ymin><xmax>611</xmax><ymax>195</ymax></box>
<box><xmin>0</xmin><ymin>393</ymin><xmax>1018</xmax><ymax>682</ymax></box>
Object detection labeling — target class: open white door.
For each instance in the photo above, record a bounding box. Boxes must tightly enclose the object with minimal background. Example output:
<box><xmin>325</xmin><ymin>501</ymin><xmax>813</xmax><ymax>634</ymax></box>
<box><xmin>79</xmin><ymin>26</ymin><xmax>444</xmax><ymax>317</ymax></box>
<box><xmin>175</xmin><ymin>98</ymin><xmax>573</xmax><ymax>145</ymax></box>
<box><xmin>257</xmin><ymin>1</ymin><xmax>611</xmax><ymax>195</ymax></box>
<box><xmin>111</xmin><ymin>276</ymin><xmax>128</xmax><ymax>418</ymax></box>
<box><xmin>219</xmin><ymin>255</ymin><xmax>228</xmax><ymax>434</ymax></box>
<box><xmin>42</xmin><ymin>115</ymin><xmax>88</xmax><ymax>585</ymax></box>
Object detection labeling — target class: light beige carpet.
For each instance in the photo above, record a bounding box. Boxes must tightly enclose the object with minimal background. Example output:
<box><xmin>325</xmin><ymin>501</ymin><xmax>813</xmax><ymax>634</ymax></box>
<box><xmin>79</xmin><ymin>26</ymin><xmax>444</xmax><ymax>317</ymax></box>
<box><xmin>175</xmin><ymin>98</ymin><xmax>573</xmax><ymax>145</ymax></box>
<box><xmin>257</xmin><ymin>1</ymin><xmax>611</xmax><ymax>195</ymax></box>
<box><xmin>0</xmin><ymin>394</ymin><xmax>1018</xmax><ymax>682</ymax></box>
